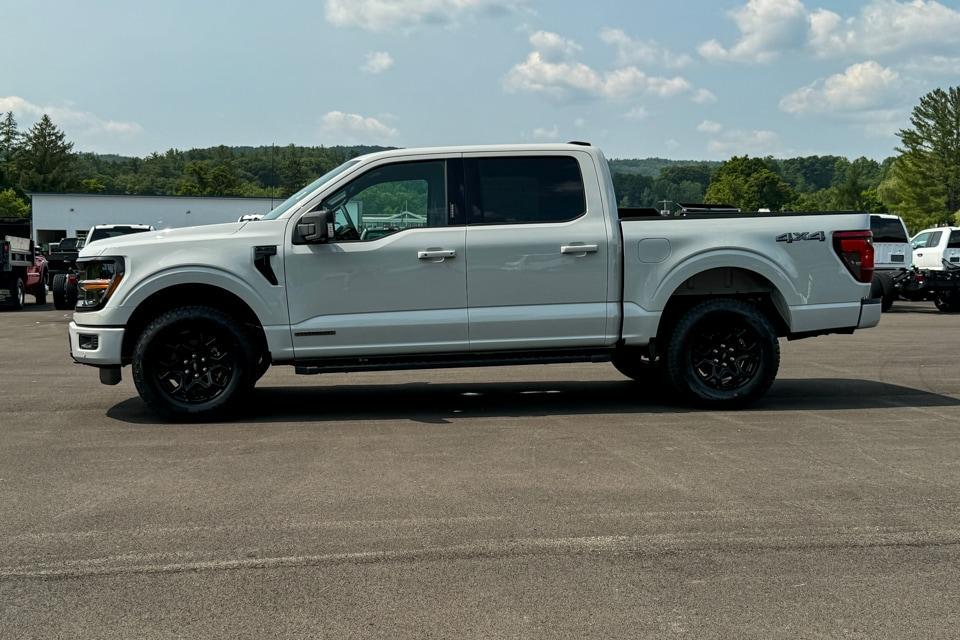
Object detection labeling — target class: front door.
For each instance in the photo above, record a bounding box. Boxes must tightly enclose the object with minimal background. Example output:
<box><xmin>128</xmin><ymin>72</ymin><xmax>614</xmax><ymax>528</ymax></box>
<box><xmin>463</xmin><ymin>152</ymin><xmax>610</xmax><ymax>351</ymax></box>
<box><xmin>285</xmin><ymin>156</ymin><xmax>467</xmax><ymax>359</ymax></box>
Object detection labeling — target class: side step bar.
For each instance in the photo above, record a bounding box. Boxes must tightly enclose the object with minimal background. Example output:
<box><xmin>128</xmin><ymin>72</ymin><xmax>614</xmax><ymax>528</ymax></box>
<box><xmin>294</xmin><ymin>348</ymin><xmax>614</xmax><ymax>375</ymax></box>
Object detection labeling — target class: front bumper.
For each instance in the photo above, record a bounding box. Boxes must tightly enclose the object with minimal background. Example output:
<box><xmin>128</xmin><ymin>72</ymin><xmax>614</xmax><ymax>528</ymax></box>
<box><xmin>857</xmin><ymin>298</ymin><xmax>882</xmax><ymax>329</ymax></box>
<box><xmin>68</xmin><ymin>321</ymin><xmax>124</xmax><ymax>366</ymax></box>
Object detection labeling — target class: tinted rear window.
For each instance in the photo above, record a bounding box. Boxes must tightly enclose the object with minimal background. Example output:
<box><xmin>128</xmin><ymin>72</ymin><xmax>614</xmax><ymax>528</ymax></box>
<box><xmin>949</xmin><ymin>231</ymin><xmax>960</xmax><ymax>249</ymax></box>
<box><xmin>870</xmin><ymin>217</ymin><xmax>907</xmax><ymax>243</ymax></box>
<box><xmin>467</xmin><ymin>156</ymin><xmax>586</xmax><ymax>225</ymax></box>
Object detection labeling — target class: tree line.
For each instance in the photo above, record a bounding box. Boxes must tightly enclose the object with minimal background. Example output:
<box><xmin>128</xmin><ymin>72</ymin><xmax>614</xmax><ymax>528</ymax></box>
<box><xmin>2</xmin><ymin>86</ymin><xmax>958</xmax><ymax>234</ymax></box>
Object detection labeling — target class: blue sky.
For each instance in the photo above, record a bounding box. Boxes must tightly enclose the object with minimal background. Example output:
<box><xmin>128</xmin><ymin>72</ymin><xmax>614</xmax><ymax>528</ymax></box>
<box><xmin>2</xmin><ymin>0</ymin><xmax>959</xmax><ymax>160</ymax></box>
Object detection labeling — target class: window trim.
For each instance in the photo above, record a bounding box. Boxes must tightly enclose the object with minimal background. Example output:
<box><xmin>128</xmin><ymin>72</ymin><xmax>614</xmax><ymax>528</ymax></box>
<box><xmin>464</xmin><ymin>155</ymin><xmax>588</xmax><ymax>227</ymax></box>
<box><xmin>292</xmin><ymin>158</ymin><xmax>465</xmax><ymax>244</ymax></box>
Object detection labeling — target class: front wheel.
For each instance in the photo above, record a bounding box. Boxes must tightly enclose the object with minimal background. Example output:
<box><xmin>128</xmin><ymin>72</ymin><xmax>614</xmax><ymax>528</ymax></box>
<box><xmin>132</xmin><ymin>306</ymin><xmax>259</xmax><ymax>421</ymax></box>
<box><xmin>665</xmin><ymin>299</ymin><xmax>780</xmax><ymax>408</ymax></box>
<box><xmin>33</xmin><ymin>278</ymin><xmax>47</xmax><ymax>305</ymax></box>
<box><xmin>52</xmin><ymin>274</ymin><xmax>69</xmax><ymax>309</ymax></box>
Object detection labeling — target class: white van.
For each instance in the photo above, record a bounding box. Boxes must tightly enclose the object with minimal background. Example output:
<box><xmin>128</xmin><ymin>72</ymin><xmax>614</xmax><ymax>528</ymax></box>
<box><xmin>911</xmin><ymin>226</ymin><xmax>960</xmax><ymax>270</ymax></box>
<box><xmin>870</xmin><ymin>214</ymin><xmax>912</xmax><ymax>311</ymax></box>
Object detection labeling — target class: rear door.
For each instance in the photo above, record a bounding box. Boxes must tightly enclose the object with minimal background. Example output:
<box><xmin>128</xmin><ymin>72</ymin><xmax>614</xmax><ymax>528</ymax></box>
<box><xmin>463</xmin><ymin>152</ymin><xmax>610</xmax><ymax>351</ymax></box>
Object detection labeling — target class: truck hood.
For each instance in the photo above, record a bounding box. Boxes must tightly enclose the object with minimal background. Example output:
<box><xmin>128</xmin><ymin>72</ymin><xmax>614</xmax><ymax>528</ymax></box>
<box><xmin>79</xmin><ymin>222</ymin><xmax>247</xmax><ymax>258</ymax></box>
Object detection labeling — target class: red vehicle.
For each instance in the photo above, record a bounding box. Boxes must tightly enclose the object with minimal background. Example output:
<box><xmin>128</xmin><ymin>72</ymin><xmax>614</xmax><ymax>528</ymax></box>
<box><xmin>1</xmin><ymin>217</ymin><xmax>48</xmax><ymax>309</ymax></box>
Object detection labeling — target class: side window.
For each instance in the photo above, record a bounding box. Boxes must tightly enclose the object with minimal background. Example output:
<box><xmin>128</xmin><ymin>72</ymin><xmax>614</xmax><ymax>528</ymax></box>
<box><xmin>927</xmin><ymin>231</ymin><xmax>943</xmax><ymax>248</ymax></box>
<box><xmin>467</xmin><ymin>156</ymin><xmax>586</xmax><ymax>225</ymax></box>
<box><xmin>911</xmin><ymin>233</ymin><xmax>930</xmax><ymax>249</ymax></box>
<box><xmin>320</xmin><ymin>160</ymin><xmax>448</xmax><ymax>242</ymax></box>
<box><xmin>948</xmin><ymin>231</ymin><xmax>960</xmax><ymax>249</ymax></box>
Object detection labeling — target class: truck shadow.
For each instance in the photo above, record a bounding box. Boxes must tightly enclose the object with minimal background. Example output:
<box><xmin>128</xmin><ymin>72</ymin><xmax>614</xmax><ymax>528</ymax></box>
<box><xmin>107</xmin><ymin>378</ymin><xmax>960</xmax><ymax>425</ymax></box>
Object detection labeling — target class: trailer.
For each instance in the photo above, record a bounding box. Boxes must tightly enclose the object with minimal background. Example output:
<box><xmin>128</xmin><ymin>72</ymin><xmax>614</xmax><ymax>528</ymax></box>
<box><xmin>894</xmin><ymin>261</ymin><xmax>960</xmax><ymax>312</ymax></box>
<box><xmin>0</xmin><ymin>218</ymin><xmax>47</xmax><ymax>310</ymax></box>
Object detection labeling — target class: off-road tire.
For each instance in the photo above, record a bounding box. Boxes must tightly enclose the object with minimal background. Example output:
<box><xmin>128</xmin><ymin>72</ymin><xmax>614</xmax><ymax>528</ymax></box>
<box><xmin>665</xmin><ymin>298</ymin><xmax>780</xmax><ymax>408</ymax></box>
<box><xmin>132</xmin><ymin>306</ymin><xmax>259</xmax><ymax>421</ymax></box>
<box><xmin>52</xmin><ymin>274</ymin><xmax>69</xmax><ymax>309</ymax></box>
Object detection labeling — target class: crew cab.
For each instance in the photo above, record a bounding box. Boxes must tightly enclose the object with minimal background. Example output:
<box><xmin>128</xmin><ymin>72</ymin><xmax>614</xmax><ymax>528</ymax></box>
<box><xmin>68</xmin><ymin>144</ymin><xmax>880</xmax><ymax>419</ymax></box>
<box><xmin>911</xmin><ymin>226</ymin><xmax>960</xmax><ymax>270</ymax></box>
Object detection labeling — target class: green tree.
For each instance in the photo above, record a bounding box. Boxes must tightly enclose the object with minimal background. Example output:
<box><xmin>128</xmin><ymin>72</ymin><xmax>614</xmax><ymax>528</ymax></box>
<box><xmin>0</xmin><ymin>187</ymin><xmax>30</xmax><ymax>217</ymax></box>
<box><xmin>704</xmin><ymin>156</ymin><xmax>795</xmax><ymax>211</ymax></box>
<box><xmin>16</xmin><ymin>114</ymin><xmax>74</xmax><ymax>193</ymax></box>
<box><xmin>0</xmin><ymin>112</ymin><xmax>20</xmax><ymax>190</ymax></box>
<box><xmin>886</xmin><ymin>86</ymin><xmax>960</xmax><ymax>229</ymax></box>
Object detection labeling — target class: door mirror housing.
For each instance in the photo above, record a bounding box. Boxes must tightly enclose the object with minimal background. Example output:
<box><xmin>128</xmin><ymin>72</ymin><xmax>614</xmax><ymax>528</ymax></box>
<box><xmin>294</xmin><ymin>209</ymin><xmax>334</xmax><ymax>244</ymax></box>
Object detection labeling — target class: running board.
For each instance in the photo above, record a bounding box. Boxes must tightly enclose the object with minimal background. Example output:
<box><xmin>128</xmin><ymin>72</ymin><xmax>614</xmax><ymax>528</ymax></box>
<box><xmin>294</xmin><ymin>348</ymin><xmax>614</xmax><ymax>375</ymax></box>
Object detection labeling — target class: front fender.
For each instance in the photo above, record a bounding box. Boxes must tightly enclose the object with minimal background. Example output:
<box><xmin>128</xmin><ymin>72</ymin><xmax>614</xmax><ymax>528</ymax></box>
<box><xmin>109</xmin><ymin>265</ymin><xmax>286</xmax><ymax>327</ymax></box>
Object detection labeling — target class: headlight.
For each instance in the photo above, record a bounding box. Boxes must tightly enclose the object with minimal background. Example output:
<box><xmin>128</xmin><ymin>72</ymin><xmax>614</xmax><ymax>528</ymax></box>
<box><xmin>76</xmin><ymin>257</ymin><xmax>125</xmax><ymax>311</ymax></box>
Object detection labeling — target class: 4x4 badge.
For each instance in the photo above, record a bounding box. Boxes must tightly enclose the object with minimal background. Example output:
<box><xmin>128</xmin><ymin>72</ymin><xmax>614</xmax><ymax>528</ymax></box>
<box><xmin>776</xmin><ymin>231</ymin><xmax>825</xmax><ymax>243</ymax></box>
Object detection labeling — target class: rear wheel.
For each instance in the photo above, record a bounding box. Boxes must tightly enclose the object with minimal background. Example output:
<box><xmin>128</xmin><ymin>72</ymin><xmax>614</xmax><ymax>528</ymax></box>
<box><xmin>665</xmin><ymin>299</ymin><xmax>780</xmax><ymax>408</ymax></box>
<box><xmin>32</xmin><ymin>278</ymin><xmax>47</xmax><ymax>305</ymax></box>
<box><xmin>132</xmin><ymin>306</ymin><xmax>258</xmax><ymax>421</ymax></box>
<box><xmin>5</xmin><ymin>277</ymin><xmax>25</xmax><ymax>310</ymax></box>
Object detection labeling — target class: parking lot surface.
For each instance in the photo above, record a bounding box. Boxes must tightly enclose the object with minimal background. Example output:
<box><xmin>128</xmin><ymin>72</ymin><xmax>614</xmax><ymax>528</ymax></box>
<box><xmin>2</xmin><ymin>301</ymin><xmax>959</xmax><ymax>638</ymax></box>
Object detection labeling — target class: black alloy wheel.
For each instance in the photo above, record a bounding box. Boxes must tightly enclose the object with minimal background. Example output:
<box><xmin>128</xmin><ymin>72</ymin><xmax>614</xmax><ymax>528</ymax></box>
<box><xmin>688</xmin><ymin>324</ymin><xmax>762</xmax><ymax>392</ymax></box>
<box><xmin>665</xmin><ymin>298</ymin><xmax>780</xmax><ymax>407</ymax></box>
<box><xmin>132</xmin><ymin>305</ymin><xmax>258</xmax><ymax>421</ymax></box>
<box><xmin>149</xmin><ymin>325</ymin><xmax>237</xmax><ymax>404</ymax></box>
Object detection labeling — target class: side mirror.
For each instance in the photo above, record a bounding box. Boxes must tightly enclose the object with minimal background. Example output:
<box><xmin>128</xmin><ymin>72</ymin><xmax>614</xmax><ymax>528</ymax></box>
<box><xmin>293</xmin><ymin>209</ymin><xmax>334</xmax><ymax>244</ymax></box>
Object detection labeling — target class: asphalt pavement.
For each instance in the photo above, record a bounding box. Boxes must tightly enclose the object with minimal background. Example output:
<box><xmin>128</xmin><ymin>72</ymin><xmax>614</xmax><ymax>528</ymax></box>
<box><xmin>2</xmin><ymin>300</ymin><xmax>959</xmax><ymax>638</ymax></box>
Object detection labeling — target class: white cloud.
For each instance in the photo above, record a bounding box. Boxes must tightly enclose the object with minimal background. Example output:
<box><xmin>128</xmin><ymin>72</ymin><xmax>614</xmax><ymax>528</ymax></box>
<box><xmin>697</xmin><ymin>120</ymin><xmax>723</xmax><ymax>134</ymax></box>
<box><xmin>504</xmin><ymin>31</ymin><xmax>695</xmax><ymax>102</ymax></box>
<box><xmin>707</xmin><ymin>129</ymin><xmax>782</xmax><ymax>156</ymax></box>
<box><xmin>528</xmin><ymin>30</ymin><xmax>581</xmax><ymax>61</ymax></box>
<box><xmin>624</xmin><ymin>106</ymin><xmax>648</xmax><ymax>120</ymax></box>
<box><xmin>361</xmin><ymin>51</ymin><xmax>394</xmax><ymax>74</ymax></box>
<box><xmin>809</xmin><ymin>1</ymin><xmax>960</xmax><ymax>58</ymax></box>
<box><xmin>320</xmin><ymin>111</ymin><xmax>398</xmax><ymax>143</ymax></box>
<box><xmin>702</xmin><ymin>0</ymin><xmax>960</xmax><ymax>64</ymax></box>
<box><xmin>599</xmin><ymin>27</ymin><xmax>693</xmax><ymax>69</ymax></box>
<box><xmin>698</xmin><ymin>0</ymin><xmax>808</xmax><ymax>63</ymax></box>
<box><xmin>901</xmin><ymin>55</ymin><xmax>960</xmax><ymax>76</ymax></box>
<box><xmin>692</xmin><ymin>88</ymin><xmax>718</xmax><ymax>104</ymax></box>
<box><xmin>0</xmin><ymin>96</ymin><xmax>143</xmax><ymax>149</ymax></box>
<box><xmin>530</xmin><ymin>124</ymin><xmax>560</xmax><ymax>140</ymax></box>
<box><xmin>324</xmin><ymin>0</ymin><xmax>526</xmax><ymax>32</ymax></box>
<box><xmin>779</xmin><ymin>61</ymin><xmax>902</xmax><ymax>114</ymax></box>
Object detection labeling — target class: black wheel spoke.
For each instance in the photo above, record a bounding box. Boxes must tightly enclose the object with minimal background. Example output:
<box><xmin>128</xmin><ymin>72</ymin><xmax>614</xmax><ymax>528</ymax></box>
<box><xmin>689</xmin><ymin>317</ymin><xmax>764</xmax><ymax>391</ymax></box>
<box><xmin>149</xmin><ymin>323</ymin><xmax>236</xmax><ymax>405</ymax></box>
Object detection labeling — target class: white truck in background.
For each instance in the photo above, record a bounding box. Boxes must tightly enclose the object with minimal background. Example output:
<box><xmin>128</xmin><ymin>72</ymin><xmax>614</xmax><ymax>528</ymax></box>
<box><xmin>896</xmin><ymin>226</ymin><xmax>960</xmax><ymax>312</ymax></box>
<box><xmin>869</xmin><ymin>214</ymin><xmax>912</xmax><ymax>312</ymax></box>
<box><xmin>67</xmin><ymin>143</ymin><xmax>880</xmax><ymax>420</ymax></box>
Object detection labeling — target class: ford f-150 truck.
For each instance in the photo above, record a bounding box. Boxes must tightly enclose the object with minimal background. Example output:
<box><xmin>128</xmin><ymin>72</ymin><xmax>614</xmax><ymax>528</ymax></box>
<box><xmin>68</xmin><ymin>144</ymin><xmax>880</xmax><ymax>419</ymax></box>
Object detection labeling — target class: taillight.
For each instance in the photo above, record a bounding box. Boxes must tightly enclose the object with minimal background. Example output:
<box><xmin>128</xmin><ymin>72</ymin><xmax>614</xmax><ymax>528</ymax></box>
<box><xmin>833</xmin><ymin>230</ymin><xmax>874</xmax><ymax>284</ymax></box>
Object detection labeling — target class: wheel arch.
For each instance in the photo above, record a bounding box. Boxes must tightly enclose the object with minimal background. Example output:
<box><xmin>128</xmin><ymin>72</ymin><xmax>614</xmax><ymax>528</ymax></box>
<box><xmin>653</xmin><ymin>265</ymin><xmax>793</xmax><ymax>346</ymax></box>
<box><xmin>120</xmin><ymin>283</ymin><xmax>268</xmax><ymax>362</ymax></box>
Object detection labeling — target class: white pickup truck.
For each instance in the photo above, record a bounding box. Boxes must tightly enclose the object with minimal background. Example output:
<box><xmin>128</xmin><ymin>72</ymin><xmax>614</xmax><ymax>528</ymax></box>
<box><xmin>68</xmin><ymin>144</ymin><xmax>880</xmax><ymax>419</ymax></box>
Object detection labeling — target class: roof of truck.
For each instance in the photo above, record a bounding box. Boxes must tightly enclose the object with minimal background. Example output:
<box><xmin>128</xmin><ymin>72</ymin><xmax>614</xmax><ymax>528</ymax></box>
<box><xmin>354</xmin><ymin>143</ymin><xmax>603</xmax><ymax>162</ymax></box>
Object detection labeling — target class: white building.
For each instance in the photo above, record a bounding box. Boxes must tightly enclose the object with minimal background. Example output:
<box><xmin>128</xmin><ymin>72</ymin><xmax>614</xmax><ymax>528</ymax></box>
<box><xmin>29</xmin><ymin>193</ymin><xmax>285</xmax><ymax>249</ymax></box>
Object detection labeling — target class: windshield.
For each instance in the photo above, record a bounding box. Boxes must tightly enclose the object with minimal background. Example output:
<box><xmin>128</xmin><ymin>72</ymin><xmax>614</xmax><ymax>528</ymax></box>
<box><xmin>88</xmin><ymin>227</ymin><xmax>150</xmax><ymax>243</ymax></box>
<box><xmin>261</xmin><ymin>160</ymin><xmax>361</xmax><ymax>220</ymax></box>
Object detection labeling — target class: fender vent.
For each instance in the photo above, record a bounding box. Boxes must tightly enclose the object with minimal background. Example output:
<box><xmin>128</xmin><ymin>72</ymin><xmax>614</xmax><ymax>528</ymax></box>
<box><xmin>253</xmin><ymin>245</ymin><xmax>278</xmax><ymax>285</ymax></box>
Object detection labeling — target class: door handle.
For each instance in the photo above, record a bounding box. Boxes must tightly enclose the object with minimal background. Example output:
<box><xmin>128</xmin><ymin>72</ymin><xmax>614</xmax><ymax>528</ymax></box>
<box><xmin>560</xmin><ymin>244</ymin><xmax>599</xmax><ymax>255</ymax></box>
<box><xmin>418</xmin><ymin>249</ymin><xmax>456</xmax><ymax>260</ymax></box>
